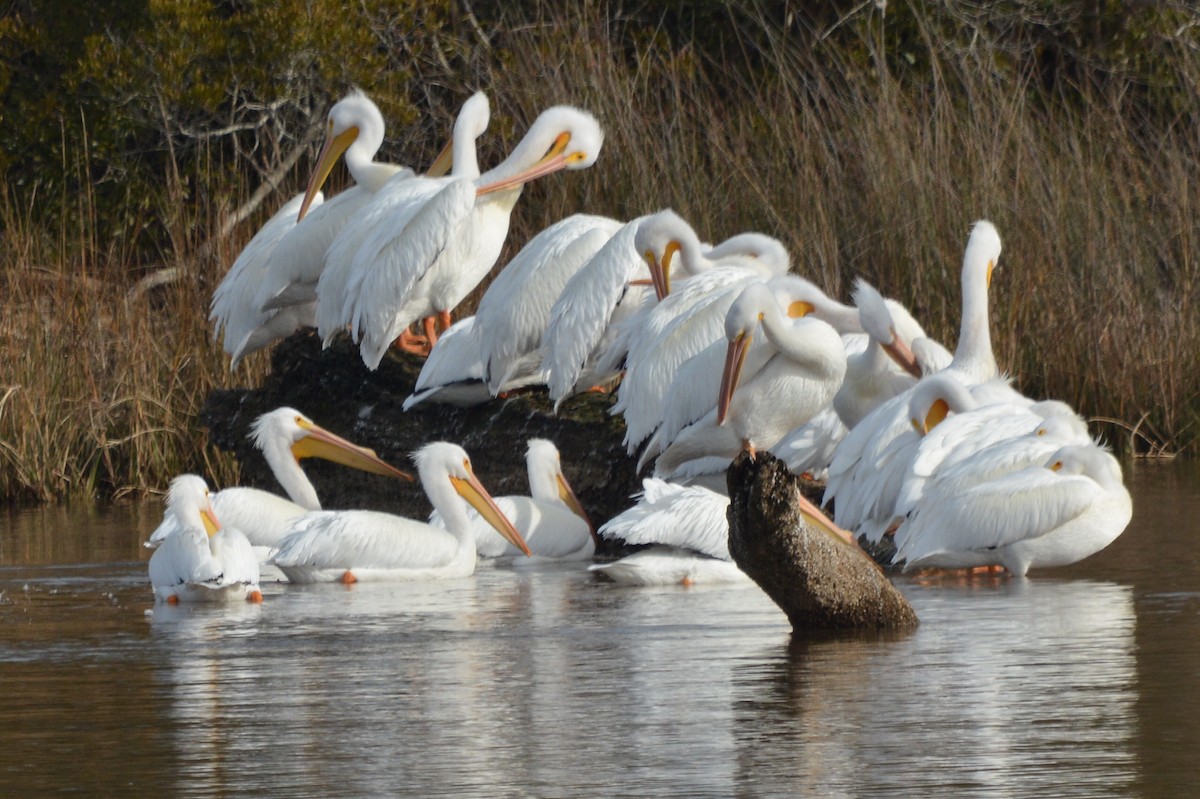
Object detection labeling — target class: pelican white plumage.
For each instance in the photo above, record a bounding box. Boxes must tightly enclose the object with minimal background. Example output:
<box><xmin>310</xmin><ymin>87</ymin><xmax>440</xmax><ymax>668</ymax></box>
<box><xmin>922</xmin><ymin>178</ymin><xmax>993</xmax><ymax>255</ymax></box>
<box><xmin>541</xmin><ymin>215</ymin><xmax>653</xmax><ymax>407</ymax></box>
<box><xmin>313</xmin><ymin>91</ymin><xmax>491</xmax><ymax>352</ymax></box>
<box><xmin>607</xmin><ymin>213</ymin><xmax>794</xmax><ymax>451</ymax></box>
<box><xmin>433</xmin><ymin>439</ymin><xmax>597</xmax><ymax>562</ymax></box>
<box><xmin>644</xmin><ymin>279</ymin><xmax>848</xmax><ymax>480</ymax></box>
<box><xmin>345</xmin><ymin>105</ymin><xmax>605</xmax><ymax>369</ymax></box>
<box><xmin>145</xmin><ymin>408</ymin><xmax>412</xmax><ymax>553</ymax></box>
<box><xmin>893</xmin><ymin>443</ymin><xmax>1132</xmax><ymax>576</ymax></box>
<box><xmin>893</xmin><ymin>413</ymin><xmax>1094</xmax><ymax>523</ymax></box>
<box><xmin>823</xmin><ymin>219</ymin><xmax>1003</xmax><ymax>532</ymax></box>
<box><xmin>475</xmin><ymin>214</ymin><xmax>622</xmax><ymax>395</ymax></box>
<box><xmin>224</xmin><ymin>91</ymin><xmax>426</xmax><ymax>362</ymax></box>
<box><xmin>148</xmin><ymin>475</ymin><xmax>263</xmax><ymax>604</ymax></box>
<box><xmin>589</xmin><ymin>479</ymin><xmax>747</xmax><ymax>586</ymax></box>
<box><xmin>401</xmin><ymin>316</ymin><xmax>493</xmax><ymax>410</ymax></box>
<box><xmin>210</xmin><ymin>193</ymin><xmax>317</xmax><ymax>368</ymax></box>
<box><xmin>269</xmin><ymin>442</ymin><xmax>528</xmax><ymax>583</ymax></box>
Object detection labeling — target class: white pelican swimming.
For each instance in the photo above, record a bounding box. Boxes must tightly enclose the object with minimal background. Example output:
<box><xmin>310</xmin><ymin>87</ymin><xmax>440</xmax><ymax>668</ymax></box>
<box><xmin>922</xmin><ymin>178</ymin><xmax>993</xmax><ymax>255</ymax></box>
<box><xmin>475</xmin><ymin>214</ymin><xmax>622</xmax><ymax>395</ymax></box>
<box><xmin>269</xmin><ymin>442</ymin><xmax>529</xmax><ymax>583</ymax></box>
<box><xmin>313</xmin><ymin>91</ymin><xmax>491</xmax><ymax>353</ymax></box>
<box><xmin>433</xmin><ymin>439</ymin><xmax>597</xmax><ymax>563</ymax></box>
<box><xmin>343</xmin><ymin>105</ymin><xmax>605</xmax><ymax>369</ymax></box>
<box><xmin>148</xmin><ymin>475</ymin><xmax>263</xmax><ymax>604</ymax></box>
<box><xmin>643</xmin><ymin>279</ymin><xmax>847</xmax><ymax>479</ymax></box>
<box><xmin>823</xmin><ymin>219</ymin><xmax>1003</xmax><ymax>533</ymax></box>
<box><xmin>590</xmin><ymin>479</ymin><xmax>747</xmax><ymax>586</ymax></box>
<box><xmin>145</xmin><ymin>408</ymin><xmax>412</xmax><ymax>555</ymax></box>
<box><xmin>892</xmin><ymin>443</ymin><xmax>1132</xmax><ymax>576</ymax></box>
<box><xmin>214</xmin><ymin>90</ymin><xmax>427</xmax><ymax>364</ymax></box>
<box><xmin>591</xmin><ymin>474</ymin><xmax>854</xmax><ymax>586</ymax></box>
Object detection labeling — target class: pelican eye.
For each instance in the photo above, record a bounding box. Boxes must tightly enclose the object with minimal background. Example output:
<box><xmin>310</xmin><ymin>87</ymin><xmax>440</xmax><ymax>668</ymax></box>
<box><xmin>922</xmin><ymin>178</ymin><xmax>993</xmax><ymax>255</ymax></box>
<box><xmin>1050</xmin><ymin>460</ymin><xmax>1063</xmax><ymax>471</ymax></box>
<box><xmin>566</xmin><ymin>151</ymin><xmax>588</xmax><ymax>163</ymax></box>
<box><xmin>1037</xmin><ymin>428</ymin><xmax>1047</xmax><ymax>436</ymax></box>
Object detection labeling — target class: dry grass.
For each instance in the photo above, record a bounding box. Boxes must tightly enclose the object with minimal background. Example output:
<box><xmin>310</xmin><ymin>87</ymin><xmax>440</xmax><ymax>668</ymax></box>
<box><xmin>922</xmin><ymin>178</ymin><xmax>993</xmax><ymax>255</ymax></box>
<box><xmin>1</xmin><ymin>2</ymin><xmax>1197</xmax><ymax>504</ymax></box>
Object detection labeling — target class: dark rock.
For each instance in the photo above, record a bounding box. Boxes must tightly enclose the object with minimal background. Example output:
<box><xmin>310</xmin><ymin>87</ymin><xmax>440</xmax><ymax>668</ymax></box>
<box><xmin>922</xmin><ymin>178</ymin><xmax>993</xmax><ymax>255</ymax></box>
<box><xmin>200</xmin><ymin>331</ymin><xmax>641</xmax><ymax>551</ymax></box>
<box><xmin>726</xmin><ymin>450</ymin><xmax>919</xmax><ymax>631</ymax></box>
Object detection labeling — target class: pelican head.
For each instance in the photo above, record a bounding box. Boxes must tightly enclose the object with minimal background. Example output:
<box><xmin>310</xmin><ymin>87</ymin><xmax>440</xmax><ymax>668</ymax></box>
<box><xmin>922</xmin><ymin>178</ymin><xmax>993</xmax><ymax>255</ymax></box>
<box><xmin>635</xmin><ymin>209</ymin><xmax>694</xmax><ymax>300</ymax></box>
<box><xmin>298</xmin><ymin>89</ymin><xmax>386</xmax><ymax>220</ymax></box>
<box><xmin>251</xmin><ymin>407</ymin><xmax>413</xmax><ymax>481</ymax></box>
<box><xmin>413</xmin><ymin>442</ymin><xmax>531</xmax><ymax>556</ymax></box>
<box><xmin>427</xmin><ymin>89</ymin><xmax>491</xmax><ymax>179</ymax></box>
<box><xmin>526</xmin><ymin>438</ymin><xmax>597</xmax><ymax>542</ymax></box>
<box><xmin>964</xmin><ymin>220</ymin><xmax>1002</xmax><ymax>289</ymax></box>
<box><xmin>907</xmin><ymin>373</ymin><xmax>976</xmax><ymax>435</ymax></box>
<box><xmin>475</xmin><ymin>106</ymin><xmax>604</xmax><ymax>196</ymax></box>
<box><xmin>166</xmin><ymin>474</ymin><xmax>222</xmax><ymax>537</ymax></box>
<box><xmin>853</xmin><ymin>278</ymin><xmax>921</xmax><ymax>378</ymax></box>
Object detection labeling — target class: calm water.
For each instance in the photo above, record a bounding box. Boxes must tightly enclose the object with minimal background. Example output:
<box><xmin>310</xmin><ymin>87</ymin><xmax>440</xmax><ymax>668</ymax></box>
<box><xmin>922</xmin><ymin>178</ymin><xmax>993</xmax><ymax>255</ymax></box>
<box><xmin>1</xmin><ymin>461</ymin><xmax>1198</xmax><ymax>797</ymax></box>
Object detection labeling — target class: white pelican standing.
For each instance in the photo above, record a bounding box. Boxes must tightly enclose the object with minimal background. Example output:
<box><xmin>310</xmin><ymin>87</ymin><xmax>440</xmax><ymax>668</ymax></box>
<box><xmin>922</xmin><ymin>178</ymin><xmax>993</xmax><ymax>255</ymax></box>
<box><xmin>893</xmin><ymin>443</ymin><xmax>1132</xmax><ymax>576</ymax></box>
<box><xmin>344</xmin><ymin>105</ymin><xmax>605</xmax><ymax>369</ymax></box>
<box><xmin>433</xmin><ymin>439</ymin><xmax>598</xmax><ymax>563</ymax></box>
<box><xmin>269</xmin><ymin>442</ymin><xmax>529</xmax><ymax>583</ymax></box>
<box><xmin>148</xmin><ymin>475</ymin><xmax>263</xmax><ymax>604</ymax></box>
<box><xmin>209</xmin><ymin>192</ymin><xmax>316</xmax><ymax>368</ymax></box>
<box><xmin>314</xmin><ymin>91</ymin><xmax>491</xmax><ymax>353</ymax></box>
<box><xmin>145</xmin><ymin>408</ymin><xmax>412</xmax><ymax>553</ymax></box>
<box><xmin>218</xmin><ymin>90</ymin><xmax>428</xmax><ymax>363</ymax></box>
<box><xmin>644</xmin><ymin>279</ymin><xmax>847</xmax><ymax>479</ymax></box>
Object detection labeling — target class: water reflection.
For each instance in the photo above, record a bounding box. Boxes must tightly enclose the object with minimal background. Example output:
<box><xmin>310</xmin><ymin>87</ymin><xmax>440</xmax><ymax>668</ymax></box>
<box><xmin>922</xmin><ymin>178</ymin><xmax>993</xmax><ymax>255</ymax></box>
<box><xmin>0</xmin><ymin>461</ymin><xmax>1198</xmax><ymax>796</ymax></box>
<box><xmin>732</xmin><ymin>579</ymin><xmax>1138</xmax><ymax>797</ymax></box>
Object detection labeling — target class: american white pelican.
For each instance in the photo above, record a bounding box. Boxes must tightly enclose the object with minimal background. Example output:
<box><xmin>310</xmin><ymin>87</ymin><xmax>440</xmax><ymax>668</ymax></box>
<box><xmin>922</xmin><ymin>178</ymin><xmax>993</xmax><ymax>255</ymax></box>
<box><xmin>825</xmin><ymin>373</ymin><xmax>1023</xmax><ymax>541</ymax></box>
<box><xmin>893</xmin><ymin>413</ymin><xmax>1095</xmax><ymax>522</ymax></box>
<box><xmin>768</xmin><ymin>279</ymin><xmax>934</xmax><ymax>480</ymax></box>
<box><xmin>269</xmin><ymin>442</ymin><xmax>529</xmax><ymax>583</ymax></box>
<box><xmin>893</xmin><ymin>378</ymin><xmax>1090</xmax><ymax>523</ymax></box>
<box><xmin>148</xmin><ymin>475</ymin><xmax>263</xmax><ymax>604</ymax></box>
<box><xmin>591</xmin><ymin>474</ymin><xmax>854</xmax><ymax>586</ymax></box>
<box><xmin>607</xmin><ymin>214</ymin><xmax>795</xmax><ymax>450</ymax></box>
<box><xmin>222</xmin><ymin>90</ymin><xmax>426</xmax><ymax>362</ymax></box>
<box><xmin>343</xmin><ymin>105</ymin><xmax>605</xmax><ymax>368</ymax></box>
<box><xmin>644</xmin><ymin>279</ymin><xmax>847</xmax><ymax>479</ymax></box>
<box><xmin>433</xmin><ymin>439</ymin><xmax>597</xmax><ymax>563</ymax></box>
<box><xmin>145</xmin><ymin>408</ymin><xmax>412</xmax><ymax>553</ymax></box>
<box><xmin>475</xmin><ymin>214</ymin><xmax>622</xmax><ymax>395</ymax></box>
<box><xmin>590</xmin><ymin>479</ymin><xmax>747</xmax><ymax>586</ymax></box>
<box><xmin>832</xmin><ymin>279</ymin><xmax>925</xmax><ymax>429</ymax></box>
<box><xmin>313</xmin><ymin>91</ymin><xmax>491</xmax><ymax>353</ymax></box>
<box><xmin>823</xmin><ymin>219</ymin><xmax>1003</xmax><ymax>533</ymax></box>
<box><xmin>541</xmin><ymin>215</ymin><xmax>652</xmax><ymax>407</ymax></box>
<box><xmin>893</xmin><ymin>443</ymin><xmax>1132</xmax><ymax>576</ymax></box>
<box><xmin>210</xmin><ymin>192</ymin><xmax>316</xmax><ymax>368</ymax></box>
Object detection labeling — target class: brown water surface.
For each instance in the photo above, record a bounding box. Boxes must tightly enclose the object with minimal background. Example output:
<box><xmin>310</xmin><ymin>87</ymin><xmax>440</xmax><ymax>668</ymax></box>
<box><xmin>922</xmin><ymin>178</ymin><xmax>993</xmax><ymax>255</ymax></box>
<box><xmin>1</xmin><ymin>460</ymin><xmax>1197</xmax><ymax>797</ymax></box>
